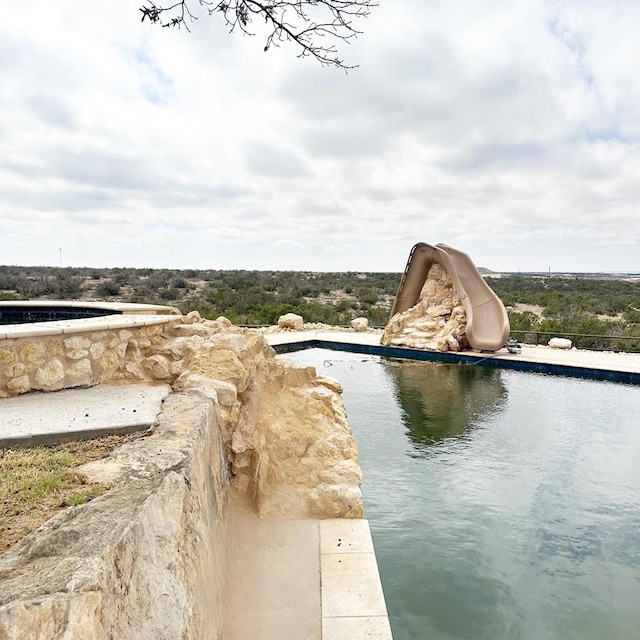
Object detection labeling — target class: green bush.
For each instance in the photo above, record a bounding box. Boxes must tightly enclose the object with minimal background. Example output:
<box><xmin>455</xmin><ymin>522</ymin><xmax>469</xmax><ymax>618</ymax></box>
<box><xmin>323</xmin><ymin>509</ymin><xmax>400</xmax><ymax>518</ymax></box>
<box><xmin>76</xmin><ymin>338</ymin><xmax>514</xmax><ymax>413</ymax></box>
<box><xmin>95</xmin><ymin>281</ymin><xmax>121</xmax><ymax>297</ymax></box>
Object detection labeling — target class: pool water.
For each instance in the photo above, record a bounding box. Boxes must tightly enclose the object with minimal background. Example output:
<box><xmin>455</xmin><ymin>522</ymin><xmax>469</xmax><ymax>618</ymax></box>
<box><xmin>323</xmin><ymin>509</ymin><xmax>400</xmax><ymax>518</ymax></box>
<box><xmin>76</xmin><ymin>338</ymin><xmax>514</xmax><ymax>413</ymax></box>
<box><xmin>280</xmin><ymin>349</ymin><xmax>640</xmax><ymax>640</ymax></box>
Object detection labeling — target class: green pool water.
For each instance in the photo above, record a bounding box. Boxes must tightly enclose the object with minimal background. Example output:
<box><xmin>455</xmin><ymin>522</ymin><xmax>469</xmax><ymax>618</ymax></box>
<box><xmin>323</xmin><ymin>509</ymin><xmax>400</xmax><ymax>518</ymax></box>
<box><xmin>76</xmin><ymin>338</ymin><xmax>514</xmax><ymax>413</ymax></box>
<box><xmin>280</xmin><ymin>349</ymin><xmax>640</xmax><ymax>640</ymax></box>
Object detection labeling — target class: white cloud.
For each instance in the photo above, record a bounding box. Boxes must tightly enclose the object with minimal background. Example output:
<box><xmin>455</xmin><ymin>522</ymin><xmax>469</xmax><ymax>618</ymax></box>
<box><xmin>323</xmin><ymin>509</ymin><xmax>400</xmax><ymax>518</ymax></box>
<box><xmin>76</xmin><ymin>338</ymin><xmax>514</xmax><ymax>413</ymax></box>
<box><xmin>0</xmin><ymin>0</ymin><xmax>639</xmax><ymax>272</ymax></box>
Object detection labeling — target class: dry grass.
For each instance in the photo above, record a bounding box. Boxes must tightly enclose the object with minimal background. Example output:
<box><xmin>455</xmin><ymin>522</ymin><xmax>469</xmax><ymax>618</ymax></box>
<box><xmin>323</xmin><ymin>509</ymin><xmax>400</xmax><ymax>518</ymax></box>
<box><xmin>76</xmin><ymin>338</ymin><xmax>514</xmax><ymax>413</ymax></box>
<box><xmin>0</xmin><ymin>433</ymin><xmax>146</xmax><ymax>553</ymax></box>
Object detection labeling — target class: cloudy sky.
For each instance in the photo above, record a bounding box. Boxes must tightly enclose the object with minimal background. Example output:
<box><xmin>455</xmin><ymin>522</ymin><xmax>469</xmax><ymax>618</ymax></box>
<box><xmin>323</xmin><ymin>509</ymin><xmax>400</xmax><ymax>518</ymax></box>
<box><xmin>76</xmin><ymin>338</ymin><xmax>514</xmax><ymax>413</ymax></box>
<box><xmin>2</xmin><ymin>0</ymin><xmax>639</xmax><ymax>273</ymax></box>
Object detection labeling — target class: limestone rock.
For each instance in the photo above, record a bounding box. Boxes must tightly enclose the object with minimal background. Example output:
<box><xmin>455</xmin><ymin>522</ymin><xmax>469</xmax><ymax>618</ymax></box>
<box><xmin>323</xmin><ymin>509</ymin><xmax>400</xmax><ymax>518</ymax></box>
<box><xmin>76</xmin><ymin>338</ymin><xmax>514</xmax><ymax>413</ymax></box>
<box><xmin>277</xmin><ymin>313</ymin><xmax>304</xmax><ymax>330</ymax></box>
<box><xmin>0</xmin><ymin>313</ymin><xmax>372</xmax><ymax>638</ymax></box>
<box><xmin>381</xmin><ymin>263</ymin><xmax>468</xmax><ymax>353</ymax></box>
<box><xmin>97</xmin><ymin>350</ymin><xmax>121</xmax><ymax>376</ymax></box>
<box><xmin>0</xmin><ymin>348</ymin><xmax>17</xmax><ymax>366</ymax></box>
<box><xmin>67</xmin><ymin>359</ymin><xmax>93</xmax><ymax>385</ymax></box>
<box><xmin>19</xmin><ymin>342</ymin><xmax>45</xmax><ymax>363</ymax></box>
<box><xmin>142</xmin><ymin>354</ymin><xmax>172</xmax><ymax>380</ymax></box>
<box><xmin>4</xmin><ymin>363</ymin><xmax>25</xmax><ymax>378</ymax></box>
<box><xmin>252</xmin><ymin>361</ymin><xmax>363</xmax><ymax>519</ymax></box>
<box><xmin>67</xmin><ymin>349</ymin><xmax>89</xmax><ymax>360</ymax></box>
<box><xmin>351</xmin><ymin>317</ymin><xmax>369</xmax><ymax>332</ymax></box>
<box><xmin>151</xmin><ymin>337</ymin><xmax>193</xmax><ymax>361</ymax></box>
<box><xmin>64</xmin><ymin>336</ymin><xmax>91</xmax><ymax>351</ymax></box>
<box><xmin>548</xmin><ymin>337</ymin><xmax>573</xmax><ymax>349</ymax></box>
<box><xmin>175</xmin><ymin>372</ymin><xmax>238</xmax><ymax>407</ymax></box>
<box><xmin>205</xmin><ymin>333</ymin><xmax>248</xmax><ymax>355</ymax></box>
<box><xmin>315</xmin><ymin>375</ymin><xmax>343</xmax><ymax>394</ymax></box>
<box><xmin>187</xmin><ymin>348</ymin><xmax>249</xmax><ymax>392</ymax></box>
<box><xmin>308</xmin><ymin>484</ymin><xmax>363</xmax><ymax>519</ymax></box>
<box><xmin>168</xmin><ymin>324</ymin><xmax>213</xmax><ymax>338</ymax></box>
<box><xmin>89</xmin><ymin>342</ymin><xmax>106</xmax><ymax>360</ymax></box>
<box><xmin>0</xmin><ymin>391</ymin><xmax>231</xmax><ymax>640</ymax></box>
<box><xmin>6</xmin><ymin>375</ymin><xmax>31</xmax><ymax>394</ymax></box>
<box><xmin>45</xmin><ymin>339</ymin><xmax>64</xmax><ymax>358</ymax></box>
<box><xmin>34</xmin><ymin>359</ymin><xmax>65</xmax><ymax>388</ymax></box>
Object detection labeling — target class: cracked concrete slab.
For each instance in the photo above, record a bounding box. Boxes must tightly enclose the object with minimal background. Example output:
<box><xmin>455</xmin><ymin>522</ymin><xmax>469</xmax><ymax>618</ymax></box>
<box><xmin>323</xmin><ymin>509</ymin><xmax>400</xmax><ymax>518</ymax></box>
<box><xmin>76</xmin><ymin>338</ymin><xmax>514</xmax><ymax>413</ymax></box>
<box><xmin>0</xmin><ymin>384</ymin><xmax>171</xmax><ymax>447</ymax></box>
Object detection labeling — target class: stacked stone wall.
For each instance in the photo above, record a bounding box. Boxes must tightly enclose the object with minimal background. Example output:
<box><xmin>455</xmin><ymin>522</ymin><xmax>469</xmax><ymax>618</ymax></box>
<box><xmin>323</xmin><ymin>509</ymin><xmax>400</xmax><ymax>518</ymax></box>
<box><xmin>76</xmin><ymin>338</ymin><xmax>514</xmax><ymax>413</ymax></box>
<box><xmin>0</xmin><ymin>312</ymin><xmax>365</xmax><ymax>637</ymax></box>
<box><xmin>1</xmin><ymin>313</ymin><xmax>362</xmax><ymax>519</ymax></box>
<box><xmin>0</xmin><ymin>323</ymin><xmax>176</xmax><ymax>397</ymax></box>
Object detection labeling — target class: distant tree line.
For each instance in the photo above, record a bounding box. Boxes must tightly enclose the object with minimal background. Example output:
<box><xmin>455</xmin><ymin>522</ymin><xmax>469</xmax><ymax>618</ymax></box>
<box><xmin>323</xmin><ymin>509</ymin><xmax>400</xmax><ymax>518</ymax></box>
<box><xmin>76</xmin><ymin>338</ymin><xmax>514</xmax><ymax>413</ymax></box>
<box><xmin>490</xmin><ymin>276</ymin><xmax>640</xmax><ymax>352</ymax></box>
<box><xmin>1</xmin><ymin>266</ymin><xmax>638</xmax><ymax>351</ymax></box>
<box><xmin>0</xmin><ymin>266</ymin><xmax>397</xmax><ymax>328</ymax></box>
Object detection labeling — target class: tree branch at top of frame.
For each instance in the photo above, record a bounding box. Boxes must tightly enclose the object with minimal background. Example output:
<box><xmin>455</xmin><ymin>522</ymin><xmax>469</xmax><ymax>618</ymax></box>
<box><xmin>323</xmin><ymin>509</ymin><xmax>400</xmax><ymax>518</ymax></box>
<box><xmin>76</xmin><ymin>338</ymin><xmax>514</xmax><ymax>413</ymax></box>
<box><xmin>139</xmin><ymin>0</ymin><xmax>375</xmax><ymax>69</ymax></box>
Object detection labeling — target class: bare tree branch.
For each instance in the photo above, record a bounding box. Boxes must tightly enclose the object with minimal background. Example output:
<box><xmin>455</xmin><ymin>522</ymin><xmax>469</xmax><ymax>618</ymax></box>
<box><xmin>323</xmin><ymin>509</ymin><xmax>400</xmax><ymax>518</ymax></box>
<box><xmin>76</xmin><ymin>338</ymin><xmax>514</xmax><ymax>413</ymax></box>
<box><xmin>140</xmin><ymin>0</ymin><xmax>375</xmax><ymax>69</ymax></box>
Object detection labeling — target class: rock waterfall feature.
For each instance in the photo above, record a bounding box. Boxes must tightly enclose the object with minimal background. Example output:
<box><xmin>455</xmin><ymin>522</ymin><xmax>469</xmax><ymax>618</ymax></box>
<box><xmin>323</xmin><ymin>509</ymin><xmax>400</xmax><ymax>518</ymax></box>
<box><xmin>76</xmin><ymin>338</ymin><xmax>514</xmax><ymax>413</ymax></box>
<box><xmin>382</xmin><ymin>262</ymin><xmax>469</xmax><ymax>352</ymax></box>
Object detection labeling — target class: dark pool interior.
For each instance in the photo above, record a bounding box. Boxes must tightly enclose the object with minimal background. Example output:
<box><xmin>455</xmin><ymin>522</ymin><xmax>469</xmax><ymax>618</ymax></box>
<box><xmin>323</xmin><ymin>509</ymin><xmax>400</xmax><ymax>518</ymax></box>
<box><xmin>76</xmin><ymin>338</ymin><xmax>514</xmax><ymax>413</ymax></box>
<box><xmin>0</xmin><ymin>305</ymin><xmax>121</xmax><ymax>325</ymax></box>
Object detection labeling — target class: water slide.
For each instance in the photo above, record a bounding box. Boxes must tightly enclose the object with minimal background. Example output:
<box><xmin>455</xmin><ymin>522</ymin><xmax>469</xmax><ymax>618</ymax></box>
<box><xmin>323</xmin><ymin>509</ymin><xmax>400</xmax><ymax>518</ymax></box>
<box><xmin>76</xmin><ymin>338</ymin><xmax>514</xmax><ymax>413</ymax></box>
<box><xmin>389</xmin><ymin>243</ymin><xmax>510</xmax><ymax>351</ymax></box>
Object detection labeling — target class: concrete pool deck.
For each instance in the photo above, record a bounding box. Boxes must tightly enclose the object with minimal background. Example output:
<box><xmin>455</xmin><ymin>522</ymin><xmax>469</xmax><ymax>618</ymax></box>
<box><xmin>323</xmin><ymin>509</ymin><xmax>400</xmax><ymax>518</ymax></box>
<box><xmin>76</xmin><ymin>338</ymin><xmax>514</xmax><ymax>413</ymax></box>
<box><xmin>0</xmin><ymin>383</ymin><xmax>171</xmax><ymax>448</ymax></box>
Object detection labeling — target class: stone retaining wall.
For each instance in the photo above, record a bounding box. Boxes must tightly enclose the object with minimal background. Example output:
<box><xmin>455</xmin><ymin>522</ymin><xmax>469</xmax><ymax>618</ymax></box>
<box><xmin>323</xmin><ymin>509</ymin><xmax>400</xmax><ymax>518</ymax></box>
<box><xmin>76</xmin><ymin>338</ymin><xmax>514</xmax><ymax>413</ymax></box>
<box><xmin>1</xmin><ymin>313</ymin><xmax>363</xmax><ymax>518</ymax></box>
<box><xmin>0</xmin><ymin>313</ymin><xmax>364</xmax><ymax>637</ymax></box>
<box><xmin>0</xmin><ymin>390</ymin><xmax>230</xmax><ymax>639</ymax></box>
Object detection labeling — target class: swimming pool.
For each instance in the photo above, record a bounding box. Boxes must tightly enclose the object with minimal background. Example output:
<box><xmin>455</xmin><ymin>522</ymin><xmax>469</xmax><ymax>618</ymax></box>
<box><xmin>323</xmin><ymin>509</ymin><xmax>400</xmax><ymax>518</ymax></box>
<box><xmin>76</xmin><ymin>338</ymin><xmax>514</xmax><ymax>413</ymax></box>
<box><xmin>280</xmin><ymin>349</ymin><xmax>640</xmax><ymax>640</ymax></box>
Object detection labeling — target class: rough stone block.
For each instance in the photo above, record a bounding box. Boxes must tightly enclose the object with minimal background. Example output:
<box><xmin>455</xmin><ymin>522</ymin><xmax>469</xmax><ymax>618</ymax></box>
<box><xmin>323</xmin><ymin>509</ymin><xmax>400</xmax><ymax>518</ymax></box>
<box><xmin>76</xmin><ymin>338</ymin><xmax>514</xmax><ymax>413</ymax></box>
<box><xmin>97</xmin><ymin>349</ymin><xmax>120</xmax><ymax>375</ymax></box>
<box><xmin>67</xmin><ymin>349</ymin><xmax>89</xmax><ymax>360</ymax></box>
<box><xmin>63</xmin><ymin>336</ymin><xmax>91</xmax><ymax>350</ymax></box>
<box><xmin>0</xmin><ymin>348</ymin><xmax>17</xmax><ymax>365</ymax></box>
<box><xmin>67</xmin><ymin>358</ymin><xmax>93</xmax><ymax>384</ymax></box>
<box><xmin>46</xmin><ymin>340</ymin><xmax>64</xmax><ymax>357</ymax></box>
<box><xmin>89</xmin><ymin>342</ymin><xmax>106</xmax><ymax>360</ymax></box>
<box><xmin>4</xmin><ymin>363</ymin><xmax>25</xmax><ymax>378</ymax></box>
<box><xmin>19</xmin><ymin>342</ymin><xmax>45</xmax><ymax>362</ymax></box>
<box><xmin>142</xmin><ymin>354</ymin><xmax>172</xmax><ymax>379</ymax></box>
<box><xmin>6</xmin><ymin>375</ymin><xmax>31</xmax><ymax>394</ymax></box>
<box><xmin>278</xmin><ymin>313</ymin><xmax>304</xmax><ymax>330</ymax></box>
<box><xmin>351</xmin><ymin>317</ymin><xmax>369</xmax><ymax>332</ymax></box>
<box><xmin>548</xmin><ymin>337</ymin><xmax>573</xmax><ymax>349</ymax></box>
<box><xmin>382</xmin><ymin>262</ymin><xmax>467</xmax><ymax>353</ymax></box>
<box><xmin>315</xmin><ymin>375</ymin><xmax>343</xmax><ymax>394</ymax></box>
<box><xmin>34</xmin><ymin>359</ymin><xmax>65</xmax><ymax>388</ymax></box>
<box><xmin>308</xmin><ymin>484</ymin><xmax>363</xmax><ymax>518</ymax></box>
<box><xmin>188</xmin><ymin>348</ymin><xmax>249</xmax><ymax>392</ymax></box>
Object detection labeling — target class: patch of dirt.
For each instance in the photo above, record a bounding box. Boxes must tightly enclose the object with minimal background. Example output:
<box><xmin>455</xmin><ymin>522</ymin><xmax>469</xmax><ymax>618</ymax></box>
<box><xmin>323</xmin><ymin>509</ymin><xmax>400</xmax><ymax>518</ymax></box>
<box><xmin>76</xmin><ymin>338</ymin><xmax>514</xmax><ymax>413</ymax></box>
<box><xmin>597</xmin><ymin>313</ymin><xmax>624</xmax><ymax>322</ymax></box>
<box><xmin>0</xmin><ymin>432</ymin><xmax>147</xmax><ymax>553</ymax></box>
<box><xmin>303</xmin><ymin>289</ymin><xmax>359</xmax><ymax>305</ymax></box>
<box><xmin>513</xmin><ymin>303</ymin><xmax>544</xmax><ymax>317</ymax></box>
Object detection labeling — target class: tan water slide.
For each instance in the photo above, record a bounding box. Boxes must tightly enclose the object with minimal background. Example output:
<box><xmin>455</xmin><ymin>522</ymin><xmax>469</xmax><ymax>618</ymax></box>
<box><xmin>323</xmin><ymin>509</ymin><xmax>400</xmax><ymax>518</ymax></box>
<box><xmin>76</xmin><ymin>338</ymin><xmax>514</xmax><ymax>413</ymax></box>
<box><xmin>389</xmin><ymin>243</ymin><xmax>510</xmax><ymax>351</ymax></box>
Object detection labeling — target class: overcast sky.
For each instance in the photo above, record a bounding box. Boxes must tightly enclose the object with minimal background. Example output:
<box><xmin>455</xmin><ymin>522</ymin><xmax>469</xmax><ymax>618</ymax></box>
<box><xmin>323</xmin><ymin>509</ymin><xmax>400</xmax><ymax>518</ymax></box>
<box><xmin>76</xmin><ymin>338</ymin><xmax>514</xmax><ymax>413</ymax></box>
<box><xmin>2</xmin><ymin>0</ymin><xmax>639</xmax><ymax>273</ymax></box>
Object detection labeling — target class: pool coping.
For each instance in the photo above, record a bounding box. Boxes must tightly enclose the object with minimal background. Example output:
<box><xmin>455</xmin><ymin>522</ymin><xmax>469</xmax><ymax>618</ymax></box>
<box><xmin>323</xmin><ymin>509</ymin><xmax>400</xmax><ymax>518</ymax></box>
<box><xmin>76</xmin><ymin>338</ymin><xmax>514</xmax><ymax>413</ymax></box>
<box><xmin>223</xmin><ymin>512</ymin><xmax>393</xmax><ymax>640</ymax></box>
<box><xmin>0</xmin><ymin>300</ymin><xmax>178</xmax><ymax>314</ymax></box>
<box><xmin>0</xmin><ymin>313</ymin><xmax>179</xmax><ymax>340</ymax></box>
<box><xmin>0</xmin><ymin>301</ymin><xmax>180</xmax><ymax>340</ymax></box>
